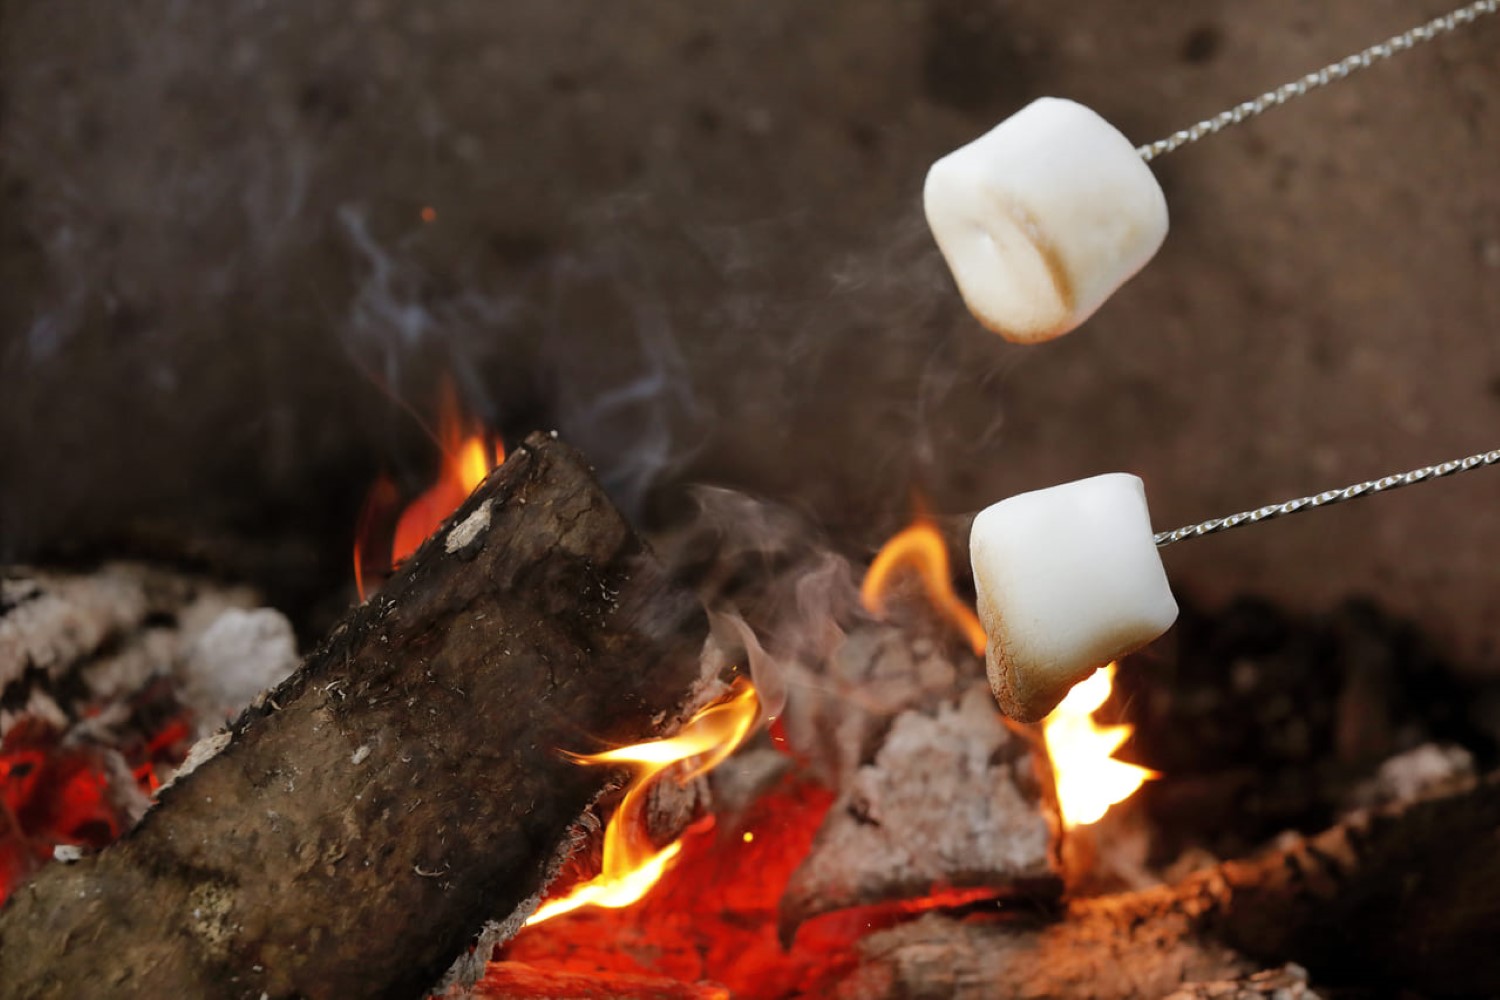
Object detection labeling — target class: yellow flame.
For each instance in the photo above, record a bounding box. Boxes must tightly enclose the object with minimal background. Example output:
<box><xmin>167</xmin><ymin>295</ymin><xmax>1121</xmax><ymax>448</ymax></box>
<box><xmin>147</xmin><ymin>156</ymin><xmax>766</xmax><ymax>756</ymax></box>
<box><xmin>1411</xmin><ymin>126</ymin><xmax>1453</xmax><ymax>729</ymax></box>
<box><xmin>862</xmin><ymin>516</ymin><xmax>1156</xmax><ymax>829</ymax></box>
<box><xmin>1042</xmin><ymin>664</ymin><xmax>1156</xmax><ymax>828</ymax></box>
<box><xmin>356</xmin><ymin>378</ymin><xmax>507</xmax><ymax>600</ymax></box>
<box><xmin>526</xmin><ymin>679</ymin><xmax>760</xmax><ymax>927</ymax></box>
<box><xmin>527</xmin><ymin>842</ymin><xmax>683</xmax><ymax>925</ymax></box>
<box><xmin>456</xmin><ymin>436</ymin><xmax>493</xmax><ymax>497</ymax></box>
<box><xmin>391</xmin><ymin>381</ymin><xmax>505</xmax><ymax>567</ymax></box>
<box><xmin>861</xmin><ymin>519</ymin><xmax>987</xmax><ymax>657</ymax></box>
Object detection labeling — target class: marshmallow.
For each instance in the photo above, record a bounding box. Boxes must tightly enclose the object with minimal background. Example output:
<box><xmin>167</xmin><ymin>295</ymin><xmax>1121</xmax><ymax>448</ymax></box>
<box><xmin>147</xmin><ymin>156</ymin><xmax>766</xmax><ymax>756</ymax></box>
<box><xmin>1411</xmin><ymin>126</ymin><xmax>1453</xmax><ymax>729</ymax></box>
<box><xmin>924</xmin><ymin>98</ymin><xmax>1168</xmax><ymax>344</ymax></box>
<box><xmin>970</xmin><ymin>473</ymin><xmax>1177</xmax><ymax>722</ymax></box>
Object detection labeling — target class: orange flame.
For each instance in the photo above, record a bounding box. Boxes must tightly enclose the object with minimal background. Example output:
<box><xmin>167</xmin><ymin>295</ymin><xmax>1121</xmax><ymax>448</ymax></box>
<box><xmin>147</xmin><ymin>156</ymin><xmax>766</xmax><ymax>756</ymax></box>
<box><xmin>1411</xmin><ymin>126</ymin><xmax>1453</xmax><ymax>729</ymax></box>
<box><xmin>354</xmin><ymin>379</ymin><xmax>505</xmax><ymax>600</ymax></box>
<box><xmin>527</xmin><ymin>678</ymin><xmax>761</xmax><ymax>927</ymax></box>
<box><xmin>1042</xmin><ymin>663</ymin><xmax>1156</xmax><ymax>828</ymax></box>
<box><xmin>860</xmin><ymin>518</ymin><xmax>986</xmax><ymax>657</ymax></box>
<box><xmin>862</xmin><ymin>517</ymin><xmax>1154</xmax><ymax>829</ymax></box>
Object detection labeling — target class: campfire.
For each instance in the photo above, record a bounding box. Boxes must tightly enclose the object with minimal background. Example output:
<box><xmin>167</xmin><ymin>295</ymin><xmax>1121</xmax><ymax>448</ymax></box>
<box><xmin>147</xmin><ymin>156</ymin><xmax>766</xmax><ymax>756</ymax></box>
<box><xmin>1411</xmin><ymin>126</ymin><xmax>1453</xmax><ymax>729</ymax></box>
<box><xmin>6</xmin><ymin>403</ymin><xmax>1497</xmax><ymax>999</ymax></box>
<box><xmin>4</xmin><ymin>4</ymin><xmax>1500</xmax><ymax>998</ymax></box>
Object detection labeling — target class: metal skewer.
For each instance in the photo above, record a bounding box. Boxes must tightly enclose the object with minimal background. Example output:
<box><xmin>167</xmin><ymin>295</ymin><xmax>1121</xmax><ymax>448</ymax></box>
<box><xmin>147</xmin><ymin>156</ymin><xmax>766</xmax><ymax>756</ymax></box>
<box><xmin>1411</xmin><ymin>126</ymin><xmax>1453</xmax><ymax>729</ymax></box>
<box><xmin>1154</xmin><ymin>448</ymin><xmax>1500</xmax><ymax>547</ymax></box>
<box><xmin>1138</xmin><ymin>5</ymin><xmax>1500</xmax><ymax>543</ymax></box>
<box><xmin>1137</xmin><ymin>0</ymin><xmax>1499</xmax><ymax>162</ymax></box>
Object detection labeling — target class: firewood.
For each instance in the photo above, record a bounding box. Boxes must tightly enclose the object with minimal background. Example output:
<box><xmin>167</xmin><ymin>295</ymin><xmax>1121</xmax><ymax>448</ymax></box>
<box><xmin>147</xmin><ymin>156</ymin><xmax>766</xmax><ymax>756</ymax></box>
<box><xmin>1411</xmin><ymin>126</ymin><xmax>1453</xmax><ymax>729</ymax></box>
<box><xmin>780</xmin><ymin>683</ymin><xmax>1059</xmax><ymax>942</ymax></box>
<box><xmin>834</xmin><ymin>770</ymin><xmax>1500</xmax><ymax>998</ymax></box>
<box><xmin>831</xmin><ymin>908</ymin><xmax>1252</xmax><ymax>1000</ymax></box>
<box><xmin>0</xmin><ymin>433</ymin><xmax>710</xmax><ymax>1000</ymax></box>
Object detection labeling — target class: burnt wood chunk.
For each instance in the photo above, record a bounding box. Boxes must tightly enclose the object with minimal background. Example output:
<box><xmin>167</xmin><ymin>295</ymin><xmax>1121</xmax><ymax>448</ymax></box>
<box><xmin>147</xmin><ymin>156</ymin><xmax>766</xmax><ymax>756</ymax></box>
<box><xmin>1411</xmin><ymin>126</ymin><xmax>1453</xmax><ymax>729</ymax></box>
<box><xmin>0</xmin><ymin>433</ymin><xmax>708</xmax><ymax>1000</ymax></box>
<box><xmin>835</xmin><ymin>771</ymin><xmax>1500</xmax><ymax>998</ymax></box>
<box><xmin>780</xmin><ymin>683</ymin><xmax>1060</xmax><ymax>941</ymax></box>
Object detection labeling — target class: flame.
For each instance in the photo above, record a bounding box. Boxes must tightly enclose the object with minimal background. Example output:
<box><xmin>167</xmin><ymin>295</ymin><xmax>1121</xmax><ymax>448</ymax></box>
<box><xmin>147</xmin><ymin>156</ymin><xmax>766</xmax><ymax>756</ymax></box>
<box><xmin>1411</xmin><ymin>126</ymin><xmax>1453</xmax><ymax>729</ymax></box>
<box><xmin>390</xmin><ymin>382</ymin><xmax>505</xmax><ymax>566</ymax></box>
<box><xmin>354</xmin><ymin>379</ymin><xmax>505</xmax><ymax>600</ymax></box>
<box><xmin>527</xmin><ymin>679</ymin><xmax>761</xmax><ymax>927</ymax></box>
<box><xmin>861</xmin><ymin>516</ymin><xmax>1154</xmax><ymax>828</ymax></box>
<box><xmin>1042</xmin><ymin>663</ymin><xmax>1156</xmax><ymax>828</ymax></box>
<box><xmin>860</xmin><ymin>517</ymin><xmax>986</xmax><ymax>657</ymax></box>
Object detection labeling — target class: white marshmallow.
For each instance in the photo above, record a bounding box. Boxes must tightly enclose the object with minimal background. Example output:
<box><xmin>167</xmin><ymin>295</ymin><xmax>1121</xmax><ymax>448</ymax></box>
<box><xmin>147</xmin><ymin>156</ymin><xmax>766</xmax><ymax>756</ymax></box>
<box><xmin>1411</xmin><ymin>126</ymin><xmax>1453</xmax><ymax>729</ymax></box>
<box><xmin>924</xmin><ymin>98</ymin><xmax>1168</xmax><ymax>344</ymax></box>
<box><xmin>970</xmin><ymin>473</ymin><xmax>1177</xmax><ymax>722</ymax></box>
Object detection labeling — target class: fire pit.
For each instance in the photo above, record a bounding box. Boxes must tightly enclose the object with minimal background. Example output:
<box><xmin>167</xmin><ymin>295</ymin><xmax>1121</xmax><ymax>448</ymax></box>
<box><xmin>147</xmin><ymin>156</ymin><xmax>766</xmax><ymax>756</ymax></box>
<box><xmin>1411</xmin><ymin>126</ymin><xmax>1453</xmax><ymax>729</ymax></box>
<box><xmin>3</xmin><ymin>3</ymin><xmax>1500</xmax><ymax>998</ymax></box>
<box><xmin>4</xmin><ymin>428</ymin><xmax>1498</xmax><ymax>997</ymax></box>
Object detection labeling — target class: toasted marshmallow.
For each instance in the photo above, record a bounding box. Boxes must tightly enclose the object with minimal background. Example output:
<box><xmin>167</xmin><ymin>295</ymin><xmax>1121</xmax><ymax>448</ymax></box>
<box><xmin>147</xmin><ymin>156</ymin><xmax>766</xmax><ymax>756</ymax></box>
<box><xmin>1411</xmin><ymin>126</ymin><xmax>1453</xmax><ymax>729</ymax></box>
<box><xmin>970</xmin><ymin>473</ymin><xmax>1177</xmax><ymax>722</ymax></box>
<box><xmin>924</xmin><ymin>98</ymin><xmax>1168</xmax><ymax>344</ymax></box>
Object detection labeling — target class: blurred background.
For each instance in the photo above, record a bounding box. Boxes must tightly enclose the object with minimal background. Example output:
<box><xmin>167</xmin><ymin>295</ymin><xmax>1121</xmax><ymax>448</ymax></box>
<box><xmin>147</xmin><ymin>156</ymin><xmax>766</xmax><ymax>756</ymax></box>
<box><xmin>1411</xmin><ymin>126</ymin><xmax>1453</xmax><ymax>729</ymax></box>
<box><xmin>2</xmin><ymin>0</ymin><xmax>1497</xmax><ymax>670</ymax></box>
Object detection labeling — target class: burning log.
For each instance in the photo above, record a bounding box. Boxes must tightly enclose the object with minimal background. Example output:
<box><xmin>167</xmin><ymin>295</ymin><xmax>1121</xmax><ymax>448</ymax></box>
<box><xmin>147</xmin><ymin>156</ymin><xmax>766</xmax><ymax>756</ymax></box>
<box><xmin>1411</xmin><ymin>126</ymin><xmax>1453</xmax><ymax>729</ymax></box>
<box><xmin>833</xmin><ymin>907</ymin><xmax>1252</xmax><ymax>1000</ymax></box>
<box><xmin>0</xmin><ymin>433</ymin><xmax>710</xmax><ymax>1000</ymax></box>
<box><xmin>780</xmin><ymin>683</ymin><xmax>1060</xmax><ymax>941</ymax></box>
<box><xmin>834</xmin><ymin>769</ymin><xmax>1500</xmax><ymax>998</ymax></box>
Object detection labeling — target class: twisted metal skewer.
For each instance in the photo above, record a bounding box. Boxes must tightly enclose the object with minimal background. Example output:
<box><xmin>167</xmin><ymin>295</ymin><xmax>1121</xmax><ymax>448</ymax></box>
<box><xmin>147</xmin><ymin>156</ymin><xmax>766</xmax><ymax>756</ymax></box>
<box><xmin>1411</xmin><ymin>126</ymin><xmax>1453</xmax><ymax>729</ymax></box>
<box><xmin>1137</xmin><ymin>0</ymin><xmax>1500</xmax><ymax>162</ymax></box>
<box><xmin>1154</xmin><ymin>448</ymin><xmax>1500</xmax><ymax>547</ymax></box>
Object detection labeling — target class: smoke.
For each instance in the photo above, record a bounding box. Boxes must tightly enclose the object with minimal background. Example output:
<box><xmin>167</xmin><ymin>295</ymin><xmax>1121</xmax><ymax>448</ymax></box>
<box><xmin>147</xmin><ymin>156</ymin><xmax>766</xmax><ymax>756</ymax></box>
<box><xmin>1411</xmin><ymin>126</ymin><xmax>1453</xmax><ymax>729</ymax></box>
<box><xmin>541</xmin><ymin>250</ymin><xmax>707</xmax><ymax>521</ymax></box>
<box><xmin>660</xmin><ymin>484</ymin><xmax>876</xmax><ymax>778</ymax></box>
<box><xmin>709</xmin><ymin>610</ymin><xmax>787</xmax><ymax>724</ymax></box>
<box><xmin>336</xmin><ymin>200</ymin><xmax>712</xmax><ymax>522</ymax></box>
<box><xmin>338</xmin><ymin>205</ymin><xmax>524</xmax><ymax>411</ymax></box>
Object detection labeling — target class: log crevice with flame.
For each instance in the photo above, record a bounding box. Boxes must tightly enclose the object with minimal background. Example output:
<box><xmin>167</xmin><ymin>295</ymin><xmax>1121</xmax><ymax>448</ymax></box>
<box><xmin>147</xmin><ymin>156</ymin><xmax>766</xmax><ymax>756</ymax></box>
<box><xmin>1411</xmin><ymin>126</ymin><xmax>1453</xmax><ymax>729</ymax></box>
<box><xmin>0</xmin><ymin>433</ymin><xmax>711</xmax><ymax>1000</ymax></box>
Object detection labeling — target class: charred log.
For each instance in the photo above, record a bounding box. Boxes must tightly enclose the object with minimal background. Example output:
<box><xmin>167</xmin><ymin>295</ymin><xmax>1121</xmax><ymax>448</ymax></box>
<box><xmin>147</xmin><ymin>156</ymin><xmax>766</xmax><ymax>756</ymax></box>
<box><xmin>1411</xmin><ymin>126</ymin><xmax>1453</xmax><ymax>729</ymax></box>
<box><xmin>836</xmin><ymin>770</ymin><xmax>1500</xmax><ymax>998</ymax></box>
<box><xmin>0</xmin><ymin>433</ymin><xmax>709</xmax><ymax>1000</ymax></box>
<box><xmin>780</xmin><ymin>683</ymin><xmax>1059</xmax><ymax>942</ymax></box>
<box><xmin>832</xmin><ymin>907</ymin><xmax>1253</xmax><ymax>1000</ymax></box>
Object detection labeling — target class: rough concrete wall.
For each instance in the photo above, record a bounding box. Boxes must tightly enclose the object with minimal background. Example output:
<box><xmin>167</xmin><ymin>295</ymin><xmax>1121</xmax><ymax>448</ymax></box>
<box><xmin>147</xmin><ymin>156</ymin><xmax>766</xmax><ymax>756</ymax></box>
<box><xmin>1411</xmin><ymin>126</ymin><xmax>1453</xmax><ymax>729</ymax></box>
<box><xmin>1</xmin><ymin>1</ymin><xmax>1497</xmax><ymax>665</ymax></box>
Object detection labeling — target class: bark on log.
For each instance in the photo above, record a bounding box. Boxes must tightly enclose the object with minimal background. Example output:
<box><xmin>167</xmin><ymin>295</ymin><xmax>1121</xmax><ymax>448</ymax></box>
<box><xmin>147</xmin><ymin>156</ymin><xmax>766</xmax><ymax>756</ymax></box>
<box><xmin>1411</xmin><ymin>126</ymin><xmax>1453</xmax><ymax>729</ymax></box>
<box><xmin>835</xmin><ymin>770</ymin><xmax>1500</xmax><ymax>998</ymax></box>
<box><xmin>0</xmin><ymin>433</ymin><xmax>709</xmax><ymax>1000</ymax></box>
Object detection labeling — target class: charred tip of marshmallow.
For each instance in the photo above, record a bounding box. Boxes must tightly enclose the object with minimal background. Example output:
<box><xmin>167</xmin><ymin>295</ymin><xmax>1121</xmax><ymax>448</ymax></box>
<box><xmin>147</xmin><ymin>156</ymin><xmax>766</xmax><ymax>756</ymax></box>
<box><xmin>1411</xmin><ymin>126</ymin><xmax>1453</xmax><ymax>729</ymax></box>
<box><xmin>979</xmin><ymin>580</ymin><xmax>1100</xmax><ymax>724</ymax></box>
<box><xmin>924</xmin><ymin>97</ymin><xmax>1168</xmax><ymax>344</ymax></box>
<box><xmin>985</xmin><ymin>644</ymin><xmax>1093</xmax><ymax>726</ymax></box>
<box><xmin>970</xmin><ymin>473</ymin><xmax>1178</xmax><ymax>722</ymax></box>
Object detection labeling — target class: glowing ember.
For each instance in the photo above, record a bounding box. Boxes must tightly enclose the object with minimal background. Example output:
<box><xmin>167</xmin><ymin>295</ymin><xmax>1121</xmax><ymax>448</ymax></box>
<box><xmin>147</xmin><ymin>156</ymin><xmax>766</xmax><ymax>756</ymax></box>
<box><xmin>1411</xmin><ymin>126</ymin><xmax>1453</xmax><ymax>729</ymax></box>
<box><xmin>1042</xmin><ymin>663</ymin><xmax>1156</xmax><ymax>828</ymax></box>
<box><xmin>354</xmin><ymin>378</ymin><xmax>505</xmax><ymax>600</ymax></box>
<box><xmin>0</xmin><ymin>719</ymin><xmax>131</xmax><ymax>905</ymax></box>
<box><xmin>527</xmin><ymin>679</ymin><xmax>761</xmax><ymax>927</ymax></box>
<box><xmin>861</xmin><ymin>517</ymin><xmax>987</xmax><ymax>656</ymax></box>
<box><xmin>502</xmin><ymin>777</ymin><xmax>841</xmax><ymax>998</ymax></box>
